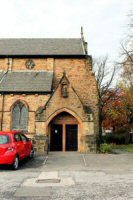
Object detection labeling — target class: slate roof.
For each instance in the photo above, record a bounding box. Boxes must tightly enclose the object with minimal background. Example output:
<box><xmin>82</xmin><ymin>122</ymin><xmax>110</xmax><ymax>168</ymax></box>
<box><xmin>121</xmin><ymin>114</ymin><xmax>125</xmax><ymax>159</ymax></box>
<box><xmin>0</xmin><ymin>71</ymin><xmax>53</xmax><ymax>92</ymax></box>
<box><xmin>0</xmin><ymin>38</ymin><xmax>85</xmax><ymax>56</ymax></box>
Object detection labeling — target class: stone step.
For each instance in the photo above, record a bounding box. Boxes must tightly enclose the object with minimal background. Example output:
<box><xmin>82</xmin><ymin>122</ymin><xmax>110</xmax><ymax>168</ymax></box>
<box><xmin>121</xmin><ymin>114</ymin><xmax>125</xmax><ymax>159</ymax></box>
<box><xmin>36</xmin><ymin>172</ymin><xmax>61</xmax><ymax>183</ymax></box>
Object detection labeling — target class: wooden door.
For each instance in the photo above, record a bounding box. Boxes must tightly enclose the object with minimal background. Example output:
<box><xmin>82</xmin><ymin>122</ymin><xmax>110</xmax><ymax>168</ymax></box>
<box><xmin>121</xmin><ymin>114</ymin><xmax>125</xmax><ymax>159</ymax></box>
<box><xmin>50</xmin><ymin>124</ymin><xmax>63</xmax><ymax>151</ymax></box>
<box><xmin>66</xmin><ymin>125</ymin><xmax>78</xmax><ymax>151</ymax></box>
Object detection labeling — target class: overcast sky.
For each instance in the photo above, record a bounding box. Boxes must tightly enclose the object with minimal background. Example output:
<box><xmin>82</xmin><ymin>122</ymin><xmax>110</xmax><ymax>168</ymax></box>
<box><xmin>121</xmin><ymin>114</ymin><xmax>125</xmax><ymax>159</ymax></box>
<box><xmin>0</xmin><ymin>0</ymin><xmax>132</xmax><ymax>60</ymax></box>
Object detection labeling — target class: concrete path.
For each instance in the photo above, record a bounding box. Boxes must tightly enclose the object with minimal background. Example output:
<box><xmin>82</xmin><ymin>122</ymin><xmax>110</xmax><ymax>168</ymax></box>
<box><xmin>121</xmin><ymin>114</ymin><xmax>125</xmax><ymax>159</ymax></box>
<box><xmin>44</xmin><ymin>152</ymin><xmax>86</xmax><ymax>171</ymax></box>
<box><xmin>43</xmin><ymin>152</ymin><xmax>133</xmax><ymax>173</ymax></box>
<box><xmin>0</xmin><ymin>152</ymin><xmax>133</xmax><ymax>200</ymax></box>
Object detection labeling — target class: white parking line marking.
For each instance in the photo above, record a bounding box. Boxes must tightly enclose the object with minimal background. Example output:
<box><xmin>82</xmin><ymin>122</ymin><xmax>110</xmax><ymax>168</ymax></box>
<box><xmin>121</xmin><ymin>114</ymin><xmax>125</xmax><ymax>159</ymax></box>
<box><xmin>82</xmin><ymin>154</ymin><xmax>87</xmax><ymax>167</ymax></box>
<box><xmin>43</xmin><ymin>155</ymin><xmax>48</xmax><ymax>165</ymax></box>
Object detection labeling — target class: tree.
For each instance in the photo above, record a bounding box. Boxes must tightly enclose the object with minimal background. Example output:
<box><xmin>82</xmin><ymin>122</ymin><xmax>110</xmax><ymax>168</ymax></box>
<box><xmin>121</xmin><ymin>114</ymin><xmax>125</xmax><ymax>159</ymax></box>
<box><xmin>102</xmin><ymin>88</ymin><xmax>128</xmax><ymax>132</ymax></box>
<box><xmin>120</xmin><ymin>11</ymin><xmax>133</xmax><ymax>130</ymax></box>
<box><xmin>121</xmin><ymin>11</ymin><xmax>133</xmax><ymax>88</ymax></box>
<box><xmin>119</xmin><ymin>84</ymin><xmax>133</xmax><ymax>131</ymax></box>
<box><xmin>93</xmin><ymin>57</ymin><xmax>116</xmax><ymax>150</ymax></box>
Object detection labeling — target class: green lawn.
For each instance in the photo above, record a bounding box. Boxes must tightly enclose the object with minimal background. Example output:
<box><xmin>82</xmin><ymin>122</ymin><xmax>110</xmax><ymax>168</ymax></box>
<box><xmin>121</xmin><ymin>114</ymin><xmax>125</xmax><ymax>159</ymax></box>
<box><xmin>113</xmin><ymin>144</ymin><xmax>133</xmax><ymax>153</ymax></box>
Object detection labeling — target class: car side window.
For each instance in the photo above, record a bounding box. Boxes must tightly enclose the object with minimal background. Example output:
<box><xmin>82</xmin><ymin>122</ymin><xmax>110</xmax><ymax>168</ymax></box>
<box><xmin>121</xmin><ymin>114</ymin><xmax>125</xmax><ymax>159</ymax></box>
<box><xmin>0</xmin><ymin>135</ymin><xmax>10</xmax><ymax>144</ymax></box>
<box><xmin>14</xmin><ymin>134</ymin><xmax>21</xmax><ymax>142</ymax></box>
<box><xmin>20</xmin><ymin>134</ymin><xmax>28</xmax><ymax>142</ymax></box>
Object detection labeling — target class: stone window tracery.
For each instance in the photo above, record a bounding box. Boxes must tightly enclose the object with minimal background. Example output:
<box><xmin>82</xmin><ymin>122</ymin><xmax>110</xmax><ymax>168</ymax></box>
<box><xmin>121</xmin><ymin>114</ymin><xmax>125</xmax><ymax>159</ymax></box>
<box><xmin>12</xmin><ymin>102</ymin><xmax>28</xmax><ymax>130</ymax></box>
<box><xmin>25</xmin><ymin>59</ymin><xmax>35</xmax><ymax>69</ymax></box>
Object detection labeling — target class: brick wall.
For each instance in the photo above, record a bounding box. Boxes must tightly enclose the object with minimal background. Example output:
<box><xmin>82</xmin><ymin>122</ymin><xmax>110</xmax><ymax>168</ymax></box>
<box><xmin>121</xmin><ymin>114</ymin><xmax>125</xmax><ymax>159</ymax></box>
<box><xmin>54</xmin><ymin>57</ymin><xmax>99</xmax><ymax>134</ymax></box>
<box><xmin>0</xmin><ymin>58</ymin><xmax>54</xmax><ymax>71</ymax></box>
<box><xmin>0</xmin><ymin>94</ymin><xmax>50</xmax><ymax>132</ymax></box>
<box><xmin>0</xmin><ymin>55</ymin><xmax>99</xmax><ymax>152</ymax></box>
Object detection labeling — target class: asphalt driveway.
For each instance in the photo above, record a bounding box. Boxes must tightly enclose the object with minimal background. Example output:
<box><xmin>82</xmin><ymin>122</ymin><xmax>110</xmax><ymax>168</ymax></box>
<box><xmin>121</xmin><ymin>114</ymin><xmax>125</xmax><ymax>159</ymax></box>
<box><xmin>0</xmin><ymin>152</ymin><xmax>133</xmax><ymax>200</ymax></box>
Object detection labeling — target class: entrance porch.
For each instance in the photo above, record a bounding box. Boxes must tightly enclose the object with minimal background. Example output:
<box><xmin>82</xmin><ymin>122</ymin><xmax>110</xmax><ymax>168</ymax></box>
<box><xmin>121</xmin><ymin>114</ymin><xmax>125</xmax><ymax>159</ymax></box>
<box><xmin>49</xmin><ymin>112</ymin><xmax>79</xmax><ymax>152</ymax></box>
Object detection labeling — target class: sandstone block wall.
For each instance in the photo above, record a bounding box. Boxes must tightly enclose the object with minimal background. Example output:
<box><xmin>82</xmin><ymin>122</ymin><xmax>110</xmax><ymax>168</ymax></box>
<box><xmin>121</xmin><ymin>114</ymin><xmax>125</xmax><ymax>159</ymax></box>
<box><xmin>0</xmin><ymin>94</ymin><xmax>50</xmax><ymax>133</ymax></box>
<box><xmin>0</xmin><ymin>58</ymin><xmax>54</xmax><ymax>71</ymax></box>
<box><xmin>0</xmin><ymin>55</ymin><xmax>99</xmax><ymax>153</ymax></box>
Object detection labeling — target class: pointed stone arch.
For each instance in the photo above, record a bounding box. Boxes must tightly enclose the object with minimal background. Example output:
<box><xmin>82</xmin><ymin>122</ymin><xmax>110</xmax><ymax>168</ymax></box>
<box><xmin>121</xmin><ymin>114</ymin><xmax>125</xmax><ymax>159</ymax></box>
<box><xmin>46</xmin><ymin>108</ymin><xmax>83</xmax><ymax>152</ymax></box>
<box><xmin>10</xmin><ymin>100</ymin><xmax>29</xmax><ymax>112</ymax></box>
<box><xmin>46</xmin><ymin>107</ymin><xmax>82</xmax><ymax>126</ymax></box>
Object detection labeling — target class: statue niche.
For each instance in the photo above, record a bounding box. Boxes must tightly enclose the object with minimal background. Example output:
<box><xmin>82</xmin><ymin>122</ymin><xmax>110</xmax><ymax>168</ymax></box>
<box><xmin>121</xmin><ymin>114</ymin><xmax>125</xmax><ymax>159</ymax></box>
<box><xmin>61</xmin><ymin>83</ymin><xmax>69</xmax><ymax>98</ymax></box>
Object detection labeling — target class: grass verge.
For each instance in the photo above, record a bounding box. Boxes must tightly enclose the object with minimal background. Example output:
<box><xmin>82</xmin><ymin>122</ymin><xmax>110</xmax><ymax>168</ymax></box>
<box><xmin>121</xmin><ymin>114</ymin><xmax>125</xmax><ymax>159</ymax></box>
<box><xmin>113</xmin><ymin>144</ymin><xmax>133</xmax><ymax>153</ymax></box>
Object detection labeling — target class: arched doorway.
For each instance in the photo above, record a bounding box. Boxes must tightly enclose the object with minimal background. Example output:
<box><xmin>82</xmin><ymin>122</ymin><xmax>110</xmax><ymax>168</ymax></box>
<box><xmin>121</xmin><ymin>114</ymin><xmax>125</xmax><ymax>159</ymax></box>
<box><xmin>49</xmin><ymin>112</ymin><xmax>79</xmax><ymax>151</ymax></box>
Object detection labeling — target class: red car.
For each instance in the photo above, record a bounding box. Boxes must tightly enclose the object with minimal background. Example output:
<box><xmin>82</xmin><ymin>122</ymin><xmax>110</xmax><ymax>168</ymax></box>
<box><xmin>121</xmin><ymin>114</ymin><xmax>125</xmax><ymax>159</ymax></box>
<box><xmin>0</xmin><ymin>131</ymin><xmax>34</xmax><ymax>170</ymax></box>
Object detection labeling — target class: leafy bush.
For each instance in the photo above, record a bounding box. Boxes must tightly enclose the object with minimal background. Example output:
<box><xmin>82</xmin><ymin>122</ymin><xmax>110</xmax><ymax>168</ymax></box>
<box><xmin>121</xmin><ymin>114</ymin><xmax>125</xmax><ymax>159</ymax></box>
<box><xmin>101</xmin><ymin>143</ymin><xmax>113</xmax><ymax>153</ymax></box>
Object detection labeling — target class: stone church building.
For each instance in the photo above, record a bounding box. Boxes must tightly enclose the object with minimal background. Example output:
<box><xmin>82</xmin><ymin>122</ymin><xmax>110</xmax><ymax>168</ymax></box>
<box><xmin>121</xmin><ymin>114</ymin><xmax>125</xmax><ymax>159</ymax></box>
<box><xmin>0</xmin><ymin>33</ymin><xmax>99</xmax><ymax>153</ymax></box>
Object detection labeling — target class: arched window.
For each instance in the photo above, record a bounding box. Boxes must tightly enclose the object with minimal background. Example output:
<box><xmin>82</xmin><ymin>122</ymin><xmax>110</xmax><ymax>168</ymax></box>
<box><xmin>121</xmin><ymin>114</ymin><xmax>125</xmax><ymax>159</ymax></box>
<box><xmin>12</xmin><ymin>102</ymin><xmax>28</xmax><ymax>130</ymax></box>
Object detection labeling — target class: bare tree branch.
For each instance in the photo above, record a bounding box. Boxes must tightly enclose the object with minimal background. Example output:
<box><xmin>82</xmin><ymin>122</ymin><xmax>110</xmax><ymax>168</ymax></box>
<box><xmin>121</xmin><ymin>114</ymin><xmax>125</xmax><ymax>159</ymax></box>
<box><xmin>93</xmin><ymin>57</ymin><xmax>117</xmax><ymax>149</ymax></box>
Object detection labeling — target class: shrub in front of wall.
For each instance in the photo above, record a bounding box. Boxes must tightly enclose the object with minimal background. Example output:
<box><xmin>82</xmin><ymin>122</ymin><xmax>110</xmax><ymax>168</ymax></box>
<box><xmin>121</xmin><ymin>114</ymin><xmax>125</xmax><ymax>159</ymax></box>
<box><xmin>101</xmin><ymin>143</ymin><xmax>113</xmax><ymax>153</ymax></box>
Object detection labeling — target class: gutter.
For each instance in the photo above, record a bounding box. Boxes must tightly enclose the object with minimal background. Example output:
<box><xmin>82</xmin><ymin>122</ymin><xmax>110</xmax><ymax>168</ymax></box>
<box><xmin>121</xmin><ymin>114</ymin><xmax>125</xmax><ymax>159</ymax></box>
<box><xmin>1</xmin><ymin>93</ymin><xmax>5</xmax><ymax>130</ymax></box>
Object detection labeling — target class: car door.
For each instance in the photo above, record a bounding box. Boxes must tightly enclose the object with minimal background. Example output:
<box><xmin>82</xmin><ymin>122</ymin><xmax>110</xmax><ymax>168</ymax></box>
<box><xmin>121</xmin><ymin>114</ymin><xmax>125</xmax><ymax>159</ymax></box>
<box><xmin>20</xmin><ymin>134</ymin><xmax>31</xmax><ymax>157</ymax></box>
<box><xmin>14</xmin><ymin>133</ymin><xmax>25</xmax><ymax>160</ymax></box>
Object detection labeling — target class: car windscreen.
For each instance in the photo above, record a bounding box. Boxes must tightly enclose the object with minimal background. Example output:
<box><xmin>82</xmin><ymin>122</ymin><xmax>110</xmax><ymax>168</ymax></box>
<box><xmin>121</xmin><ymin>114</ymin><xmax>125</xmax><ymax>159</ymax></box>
<box><xmin>0</xmin><ymin>135</ymin><xmax>10</xmax><ymax>144</ymax></box>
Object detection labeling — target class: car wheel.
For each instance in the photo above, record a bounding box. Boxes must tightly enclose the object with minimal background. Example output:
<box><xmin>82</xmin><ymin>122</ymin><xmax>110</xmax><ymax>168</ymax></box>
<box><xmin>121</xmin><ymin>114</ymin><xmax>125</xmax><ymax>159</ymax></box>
<box><xmin>12</xmin><ymin>156</ymin><xmax>19</xmax><ymax>170</ymax></box>
<box><xmin>29</xmin><ymin>149</ymin><xmax>34</xmax><ymax>159</ymax></box>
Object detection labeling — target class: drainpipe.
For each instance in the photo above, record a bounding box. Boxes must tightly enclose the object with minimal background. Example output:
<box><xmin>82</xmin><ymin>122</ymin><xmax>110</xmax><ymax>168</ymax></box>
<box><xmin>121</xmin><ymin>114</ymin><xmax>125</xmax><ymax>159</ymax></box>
<box><xmin>1</xmin><ymin>93</ymin><xmax>5</xmax><ymax>130</ymax></box>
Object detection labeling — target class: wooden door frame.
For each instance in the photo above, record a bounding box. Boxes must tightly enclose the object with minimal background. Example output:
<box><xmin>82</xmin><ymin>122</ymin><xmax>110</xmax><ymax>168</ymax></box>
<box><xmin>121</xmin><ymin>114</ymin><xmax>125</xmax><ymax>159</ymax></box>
<box><xmin>49</xmin><ymin>122</ymin><xmax>79</xmax><ymax>152</ymax></box>
<box><xmin>46</xmin><ymin>109</ymin><xmax>83</xmax><ymax>152</ymax></box>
